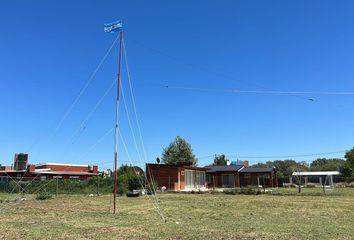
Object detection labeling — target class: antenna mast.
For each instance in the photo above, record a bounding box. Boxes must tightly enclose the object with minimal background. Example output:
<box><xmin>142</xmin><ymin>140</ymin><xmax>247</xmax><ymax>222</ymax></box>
<box><xmin>113</xmin><ymin>30</ymin><xmax>123</xmax><ymax>214</ymax></box>
<box><xmin>104</xmin><ymin>20</ymin><xmax>124</xmax><ymax>214</ymax></box>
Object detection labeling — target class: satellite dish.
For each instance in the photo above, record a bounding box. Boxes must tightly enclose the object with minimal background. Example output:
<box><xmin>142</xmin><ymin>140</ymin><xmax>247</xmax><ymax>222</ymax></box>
<box><xmin>156</xmin><ymin>157</ymin><xmax>160</xmax><ymax>164</ymax></box>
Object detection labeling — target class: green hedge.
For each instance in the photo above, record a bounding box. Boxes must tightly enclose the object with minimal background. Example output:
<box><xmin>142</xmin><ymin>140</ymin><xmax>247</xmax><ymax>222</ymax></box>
<box><xmin>0</xmin><ymin>176</ymin><xmax>141</xmax><ymax>195</ymax></box>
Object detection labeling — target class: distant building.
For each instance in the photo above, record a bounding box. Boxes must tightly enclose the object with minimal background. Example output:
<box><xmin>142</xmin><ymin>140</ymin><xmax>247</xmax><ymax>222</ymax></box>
<box><xmin>0</xmin><ymin>154</ymin><xmax>99</xmax><ymax>182</ymax></box>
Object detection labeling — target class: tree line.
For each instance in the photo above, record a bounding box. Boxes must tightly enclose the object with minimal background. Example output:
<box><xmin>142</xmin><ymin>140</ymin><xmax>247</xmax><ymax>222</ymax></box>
<box><xmin>103</xmin><ymin>137</ymin><xmax>354</xmax><ymax>194</ymax></box>
<box><xmin>159</xmin><ymin>136</ymin><xmax>354</xmax><ymax>177</ymax></box>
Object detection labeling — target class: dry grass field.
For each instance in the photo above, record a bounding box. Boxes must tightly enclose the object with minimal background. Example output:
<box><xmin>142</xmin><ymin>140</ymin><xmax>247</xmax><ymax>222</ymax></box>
<box><xmin>0</xmin><ymin>188</ymin><xmax>353</xmax><ymax>239</ymax></box>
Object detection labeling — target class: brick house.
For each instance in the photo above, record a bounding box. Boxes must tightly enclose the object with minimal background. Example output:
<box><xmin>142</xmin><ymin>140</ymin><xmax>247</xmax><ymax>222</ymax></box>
<box><xmin>32</xmin><ymin>163</ymin><xmax>99</xmax><ymax>180</ymax></box>
<box><xmin>0</xmin><ymin>154</ymin><xmax>99</xmax><ymax>182</ymax></box>
<box><xmin>206</xmin><ymin>165</ymin><xmax>244</xmax><ymax>188</ymax></box>
<box><xmin>239</xmin><ymin>167</ymin><xmax>278</xmax><ymax>188</ymax></box>
<box><xmin>146</xmin><ymin>163</ymin><xmax>209</xmax><ymax>191</ymax></box>
<box><xmin>206</xmin><ymin>165</ymin><xmax>278</xmax><ymax>188</ymax></box>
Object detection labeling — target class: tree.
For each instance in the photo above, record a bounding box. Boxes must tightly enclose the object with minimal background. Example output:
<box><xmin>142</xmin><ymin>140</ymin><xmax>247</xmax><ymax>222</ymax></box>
<box><xmin>117</xmin><ymin>164</ymin><xmax>144</xmax><ymax>176</ymax></box>
<box><xmin>345</xmin><ymin>147</ymin><xmax>354</xmax><ymax>169</ymax></box>
<box><xmin>128</xmin><ymin>175</ymin><xmax>144</xmax><ymax>191</ymax></box>
<box><xmin>162</xmin><ymin>136</ymin><xmax>197</xmax><ymax>166</ymax></box>
<box><xmin>310</xmin><ymin>158</ymin><xmax>345</xmax><ymax>171</ymax></box>
<box><xmin>253</xmin><ymin>160</ymin><xmax>309</xmax><ymax>177</ymax></box>
<box><xmin>115</xmin><ymin>164</ymin><xmax>145</xmax><ymax>194</ymax></box>
<box><xmin>340</xmin><ymin>164</ymin><xmax>353</xmax><ymax>177</ymax></box>
<box><xmin>213</xmin><ymin>154</ymin><xmax>228</xmax><ymax>166</ymax></box>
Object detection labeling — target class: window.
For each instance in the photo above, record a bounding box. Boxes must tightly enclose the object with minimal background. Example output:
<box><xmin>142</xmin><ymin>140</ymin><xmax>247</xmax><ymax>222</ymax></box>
<box><xmin>196</xmin><ymin>171</ymin><xmax>206</xmax><ymax>188</ymax></box>
<box><xmin>206</xmin><ymin>174</ymin><xmax>211</xmax><ymax>184</ymax></box>
<box><xmin>185</xmin><ymin>170</ymin><xmax>206</xmax><ymax>190</ymax></box>
<box><xmin>184</xmin><ymin>170</ymin><xmax>195</xmax><ymax>189</ymax></box>
<box><xmin>222</xmin><ymin>174</ymin><xmax>235</xmax><ymax>188</ymax></box>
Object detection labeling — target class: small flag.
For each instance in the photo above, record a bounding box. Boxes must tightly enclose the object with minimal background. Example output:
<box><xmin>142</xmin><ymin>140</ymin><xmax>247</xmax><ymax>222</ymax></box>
<box><xmin>104</xmin><ymin>20</ymin><xmax>123</xmax><ymax>33</ymax></box>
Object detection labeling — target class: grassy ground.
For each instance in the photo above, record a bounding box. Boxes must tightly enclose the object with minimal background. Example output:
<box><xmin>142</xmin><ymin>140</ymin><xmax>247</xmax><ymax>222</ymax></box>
<box><xmin>0</xmin><ymin>188</ymin><xmax>353</xmax><ymax>239</ymax></box>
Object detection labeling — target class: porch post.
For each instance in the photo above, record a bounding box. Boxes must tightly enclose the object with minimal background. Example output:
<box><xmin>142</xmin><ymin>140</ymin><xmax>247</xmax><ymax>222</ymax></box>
<box><xmin>237</xmin><ymin>173</ymin><xmax>240</xmax><ymax>188</ymax></box>
<box><xmin>178</xmin><ymin>172</ymin><xmax>180</xmax><ymax>191</ymax></box>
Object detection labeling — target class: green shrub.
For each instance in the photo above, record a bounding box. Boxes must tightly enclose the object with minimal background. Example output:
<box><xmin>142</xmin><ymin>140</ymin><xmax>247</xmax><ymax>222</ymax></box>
<box><xmin>128</xmin><ymin>175</ymin><xmax>144</xmax><ymax>191</ymax></box>
<box><xmin>36</xmin><ymin>189</ymin><xmax>52</xmax><ymax>200</ymax></box>
<box><xmin>239</xmin><ymin>187</ymin><xmax>261</xmax><ymax>195</ymax></box>
<box><xmin>223</xmin><ymin>189</ymin><xmax>238</xmax><ymax>195</ymax></box>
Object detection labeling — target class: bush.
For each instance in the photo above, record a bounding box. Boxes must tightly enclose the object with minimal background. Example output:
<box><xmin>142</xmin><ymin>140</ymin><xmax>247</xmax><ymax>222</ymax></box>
<box><xmin>114</xmin><ymin>174</ymin><xmax>130</xmax><ymax>195</ymax></box>
<box><xmin>306</xmin><ymin>183</ymin><xmax>316</xmax><ymax>188</ymax></box>
<box><xmin>190</xmin><ymin>189</ymin><xmax>207</xmax><ymax>194</ymax></box>
<box><xmin>223</xmin><ymin>189</ymin><xmax>238</xmax><ymax>195</ymax></box>
<box><xmin>239</xmin><ymin>187</ymin><xmax>261</xmax><ymax>195</ymax></box>
<box><xmin>36</xmin><ymin>189</ymin><xmax>52</xmax><ymax>200</ymax></box>
<box><xmin>335</xmin><ymin>182</ymin><xmax>346</xmax><ymax>188</ymax></box>
<box><xmin>222</xmin><ymin>187</ymin><xmax>262</xmax><ymax>195</ymax></box>
<box><xmin>128</xmin><ymin>175</ymin><xmax>144</xmax><ymax>191</ymax></box>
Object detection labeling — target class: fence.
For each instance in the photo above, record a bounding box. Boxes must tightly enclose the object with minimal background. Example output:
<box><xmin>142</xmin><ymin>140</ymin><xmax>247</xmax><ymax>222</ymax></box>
<box><xmin>0</xmin><ymin>177</ymin><xmax>116</xmax><ymax>196</ymax></box>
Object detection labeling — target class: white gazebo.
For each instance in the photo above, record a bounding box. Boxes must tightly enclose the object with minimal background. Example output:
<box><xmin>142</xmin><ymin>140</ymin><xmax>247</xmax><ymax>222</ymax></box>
<box><xmin>292</xmin><ymin>171</ymin><xmax>340</xmax><ymax>189</ymax></box>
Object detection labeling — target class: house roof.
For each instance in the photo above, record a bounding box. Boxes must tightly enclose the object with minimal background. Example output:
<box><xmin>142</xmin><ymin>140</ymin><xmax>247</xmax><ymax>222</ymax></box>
<box><xmin>239</xmin><ymin>167</ymin><xmax>275</xmax><ymax>173</ymax></box>
<box><xmin>146</xmin><ymin>163</ymin><xmax>209</xmax><ymax>171</ymax></box>
<box><xmin>36</xmin><ymin>162</ymin><xmax>89</xmax><ymax>167</ymax></box>
<box><xmin>205</xmin><ymin>165</ymin><xmax>244</xmax><ymax>173</ymax></box>
<box><xmin>32</xmin><ymin>171</ymin><xmax>98</xmax><ymax>176</ymax></box>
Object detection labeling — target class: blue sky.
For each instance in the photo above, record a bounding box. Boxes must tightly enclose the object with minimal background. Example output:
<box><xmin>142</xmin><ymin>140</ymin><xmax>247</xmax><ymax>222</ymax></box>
<box><xmin>1</xmin><ymin>0</ymin><xmax>354</xmax><ymax>169</ymax></box>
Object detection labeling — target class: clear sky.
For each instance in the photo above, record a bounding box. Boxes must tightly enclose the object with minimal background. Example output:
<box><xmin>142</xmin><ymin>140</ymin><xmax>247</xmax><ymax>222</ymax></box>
<box><xmin>1</xmin><ymin>0</ymin><xmax>354</xmax><ymax>169</ymax></box>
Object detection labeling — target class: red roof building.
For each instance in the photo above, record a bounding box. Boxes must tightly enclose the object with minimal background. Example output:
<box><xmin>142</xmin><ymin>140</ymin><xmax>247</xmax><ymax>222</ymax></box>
<box><xmin>0</xmin><ymin>154</ymin><xmax>99</xmax><ymax>182</ymax></box>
